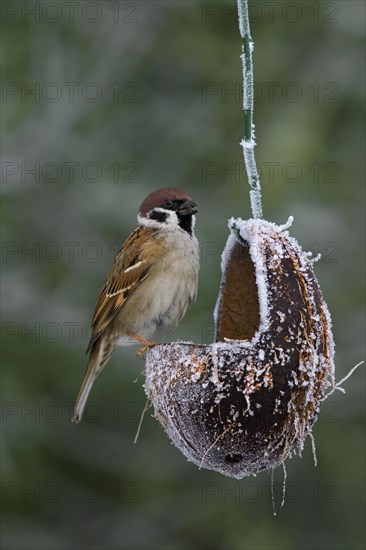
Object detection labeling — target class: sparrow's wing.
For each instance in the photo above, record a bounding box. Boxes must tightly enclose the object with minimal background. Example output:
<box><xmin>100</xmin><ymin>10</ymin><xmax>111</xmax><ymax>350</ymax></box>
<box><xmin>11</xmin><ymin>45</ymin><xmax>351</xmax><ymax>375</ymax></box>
<box><xmin>87</xmin><ymin>226</ymin><xmax>153</xmax><ymax>351</ymax></box>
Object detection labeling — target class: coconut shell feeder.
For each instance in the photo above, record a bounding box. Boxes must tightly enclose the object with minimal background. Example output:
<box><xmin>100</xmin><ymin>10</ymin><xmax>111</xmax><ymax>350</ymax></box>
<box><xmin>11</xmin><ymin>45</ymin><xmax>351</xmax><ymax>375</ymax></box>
<box><xmin>144</xmin><ymin>0</ymin><xmax>335</xmax><ymax>478</ymax></box>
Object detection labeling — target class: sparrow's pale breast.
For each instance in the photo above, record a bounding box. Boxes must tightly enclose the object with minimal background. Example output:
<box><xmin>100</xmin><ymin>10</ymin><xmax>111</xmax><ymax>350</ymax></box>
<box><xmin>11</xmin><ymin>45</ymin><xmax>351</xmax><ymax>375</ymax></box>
<box><xmin>115</xmin><ymin>225</ymin><xmax>199</xmax><ymax>345</ymax></box>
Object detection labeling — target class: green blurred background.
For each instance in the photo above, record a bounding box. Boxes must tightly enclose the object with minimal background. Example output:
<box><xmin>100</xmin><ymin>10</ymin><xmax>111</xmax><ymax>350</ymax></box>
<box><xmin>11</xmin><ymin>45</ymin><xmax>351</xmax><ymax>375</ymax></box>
<box><xmin>1</xmin><ymin>1</ymin><xmax>365</xmax><ymax>549</ymax></box>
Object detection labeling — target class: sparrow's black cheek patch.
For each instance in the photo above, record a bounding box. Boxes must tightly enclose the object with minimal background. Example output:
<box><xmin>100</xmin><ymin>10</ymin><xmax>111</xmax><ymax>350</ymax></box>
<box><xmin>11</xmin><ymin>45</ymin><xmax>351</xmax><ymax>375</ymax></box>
<box><xmin>150</xmin><ymin>210</ymin><xmax>168</xmax><ymax>223</ymax></box>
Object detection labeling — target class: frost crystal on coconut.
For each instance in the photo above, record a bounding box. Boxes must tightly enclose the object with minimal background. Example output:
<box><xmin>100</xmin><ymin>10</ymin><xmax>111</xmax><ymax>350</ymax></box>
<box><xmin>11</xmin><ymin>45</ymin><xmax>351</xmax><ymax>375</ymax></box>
<box><xmin>144</xmin><ymin>218</ymin><xmax>335</xmax><ymax>479</ymax></box>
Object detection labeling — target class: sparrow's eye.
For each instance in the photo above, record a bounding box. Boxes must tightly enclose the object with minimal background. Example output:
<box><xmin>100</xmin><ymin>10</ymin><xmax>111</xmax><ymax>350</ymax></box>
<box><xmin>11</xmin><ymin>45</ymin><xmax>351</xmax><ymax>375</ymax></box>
<box><xmin>165</xmin><ymin>200</ymin><xmax>173</xmax><ymax>208</ymax></box>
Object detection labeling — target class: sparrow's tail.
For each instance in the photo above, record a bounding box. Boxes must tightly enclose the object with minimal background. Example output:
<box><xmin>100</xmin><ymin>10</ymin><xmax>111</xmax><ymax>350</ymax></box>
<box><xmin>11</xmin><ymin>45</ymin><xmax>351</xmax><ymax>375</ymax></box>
<box><xmin>71</xmin><ymin>339</ymin><xmax>114</xmax><ymax>423</ymax></box>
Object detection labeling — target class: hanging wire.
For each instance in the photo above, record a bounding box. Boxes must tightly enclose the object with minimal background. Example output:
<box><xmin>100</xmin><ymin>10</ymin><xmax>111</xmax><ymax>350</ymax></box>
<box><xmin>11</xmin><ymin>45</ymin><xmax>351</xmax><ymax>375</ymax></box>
<box><xmin>237</xmin><ymin>0</ymin><xmax>263</xmax><ymax>218</ymax></box>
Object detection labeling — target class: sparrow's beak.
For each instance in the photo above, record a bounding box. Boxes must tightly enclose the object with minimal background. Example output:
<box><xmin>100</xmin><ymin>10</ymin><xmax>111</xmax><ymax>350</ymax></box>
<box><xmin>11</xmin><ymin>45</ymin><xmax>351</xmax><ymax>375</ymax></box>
<box><xmin>177</xmin><ymin>200</ymin><xmax>198</xmax><ymax>216</ymax></box>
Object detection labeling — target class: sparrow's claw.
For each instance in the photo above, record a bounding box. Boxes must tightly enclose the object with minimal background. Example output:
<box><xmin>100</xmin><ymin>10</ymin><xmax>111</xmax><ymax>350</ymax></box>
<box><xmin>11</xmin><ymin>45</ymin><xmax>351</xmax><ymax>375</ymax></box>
<box><xmin>129</xmin><ymin>333</ymin><xmax>156</xmax><ymax>358</ymax></box>
<box><xmin>136</xmin><ymin>342</ymin><xmax>156</xmax><ymax>359</ymax></box>
<box><xmin>136</xmin><ymin>345</ymin><xmax>148</xmax><ymax>358</ymax></box>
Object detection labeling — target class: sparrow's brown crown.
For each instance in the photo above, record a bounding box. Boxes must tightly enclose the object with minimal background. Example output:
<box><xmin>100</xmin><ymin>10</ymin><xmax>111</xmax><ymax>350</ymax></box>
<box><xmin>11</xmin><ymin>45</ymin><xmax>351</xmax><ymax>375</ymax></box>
<box><xmin>139</xmin><ymin>187</ymin><xmax>193</xmax><ymax>218</ymax></box>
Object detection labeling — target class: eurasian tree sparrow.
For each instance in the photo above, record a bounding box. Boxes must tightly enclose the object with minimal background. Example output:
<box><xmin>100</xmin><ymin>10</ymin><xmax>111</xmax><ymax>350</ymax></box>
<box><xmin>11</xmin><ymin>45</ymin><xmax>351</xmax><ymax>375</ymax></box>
<box><xmin>72</xmin><ymin>187</ymin><xmax>199</xmax><ymax>423</ymax></box>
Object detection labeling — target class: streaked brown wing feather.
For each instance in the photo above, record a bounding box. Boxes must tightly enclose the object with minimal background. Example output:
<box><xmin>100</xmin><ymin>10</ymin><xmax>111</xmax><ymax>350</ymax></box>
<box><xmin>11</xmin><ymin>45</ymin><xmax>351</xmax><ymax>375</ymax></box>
<box><xmin>87</xmin><ymin>226</ymin><xmax>153</xmax><ymax>351</ymax></box>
